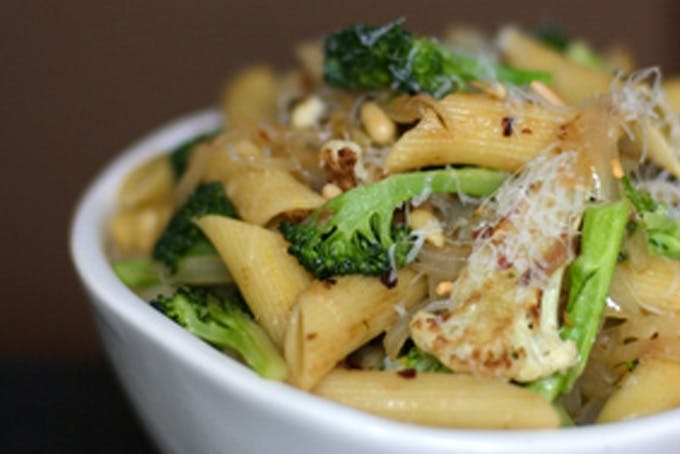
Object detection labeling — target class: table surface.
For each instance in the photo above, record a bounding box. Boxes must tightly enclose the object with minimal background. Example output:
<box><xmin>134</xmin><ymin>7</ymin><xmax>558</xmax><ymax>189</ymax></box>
<box><xmin>1</xmin><ymin>361</ymin><xmax>157</xmax><ymax>453</ymax></box>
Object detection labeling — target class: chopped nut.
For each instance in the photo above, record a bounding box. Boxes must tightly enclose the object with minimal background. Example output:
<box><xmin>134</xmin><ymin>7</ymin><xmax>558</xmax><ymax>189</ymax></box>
<box><xmin>321</xmin><ymin>183</ymin><xmax>343</xmax><ymax>199</ymax></box>
<box><xmin>360</xmin><ymin>101</ymin><xmax>396</xmax><ymax>145</ymax></box>
<box><xmin>435</xmin><ymin>280</ymin><xmax>453</xmax><ymax>296</ymax></box>
<box><xmin>408</xmin><ymin>208</ymin><xmax>445</xmax><ymax>248</ymax></box>
<box><xmin>320</xmin><ymin>140</ymin><xmax>366</xmax><ymax>190</ymax></box>
<box><xmin>611</xmin><ymin>158</ymin><xmax>624</xmax><ymax>179</ymax></box>
<box><xmin>291</xmin><ymin>96</ymin><xmax>325</xmax><ymax>130</ymax></box>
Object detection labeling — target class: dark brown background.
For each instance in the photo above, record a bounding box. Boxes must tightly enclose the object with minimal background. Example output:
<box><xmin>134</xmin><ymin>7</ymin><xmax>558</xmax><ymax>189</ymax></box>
<box><xmin>2</xmin><ymin>0</ymin><xmax>679</xmax><ymax>363</ymax></box>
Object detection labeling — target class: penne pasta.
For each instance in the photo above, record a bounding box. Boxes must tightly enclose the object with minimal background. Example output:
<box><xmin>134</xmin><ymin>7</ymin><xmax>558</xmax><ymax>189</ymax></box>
<box><xmin>597</xmin><ymin>357</ymin><xmax>680</xmax><ymax>423</ymax></box>
<box><xmin>118</xmin><ymin>154</ymin><xmax>174</xmax><ymax>209</ymax></box>
<box><xmin>225</xmin><ymin>168</ymin><xmax>325</xmax><ymax>226</ymax></box>
<box><xmin>385</xmin><ymin>93</ymin><xmax>573</xmax><ymax>173</ymax></box>
<box><xmin>664</xmin><ymin>77</ymin><xmax>680</xmax><ymax>113</ymax></box>
<box><xmin>313</xmin><ymin>369</ymin><xmax>560</xmax><ymax>429</ymax></box>
<box><xmin>221</xmin><ymin>65</ymin><xmax>280</xmax><ymax>126</ymax></box>
<box><xmin>610</xmin><ymin>257</ymin><xmax>680</xmax><ymax>314</ymax></box>
<box><xmin>195</xmin><ymin>215</ymin><xmax>312</xmax><ymax>346</ymax></box>
<box><xmin>109</xmin><ymin>202</ymin><xmax>172</xmax><ymax>255</ymax></box>
<box><xmin>285</xmin><ymin>268</ymin><xmax>427</xmax><ymax>390</ymax></box>
<box><xmin>497</xmin><ymin>27</ymin><xmax>612</xmax><ymax>105</ymax></box>
<box><xmin>628</xmin><ymin>122</ymin><xmax>680</xmax><ymax>178</ymax></box>
<box><xmin>174</xmin><ymin>135</ymin><xmax>256</xmax><ymax>206</ymax></box>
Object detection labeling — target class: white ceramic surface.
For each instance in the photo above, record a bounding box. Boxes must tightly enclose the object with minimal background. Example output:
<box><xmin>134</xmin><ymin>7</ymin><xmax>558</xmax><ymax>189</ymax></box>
<box><xmin>70</xmin><ymin>110</ymin><xmax>680</xmax><ymax>454</ymax></box>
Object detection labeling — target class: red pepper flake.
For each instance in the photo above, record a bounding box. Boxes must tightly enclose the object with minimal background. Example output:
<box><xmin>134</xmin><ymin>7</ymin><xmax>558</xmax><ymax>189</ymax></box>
<box><xmin>397</xmin><ymin>369</ymin><xmax>417</xmax><ymax>379</ymax></box>
<box><xmin>501</xmin><ymin>116</ymin><xmax>514</xmax><ymax>137</ymax></box>
<box><xmin>497</xmin><ymin>255</ymin><xmax>513</xmax><ymax>270</ymax></box>
<box><xmin>472</xmin><ymin>225</ymin><xmax>493</xmax><ymax>240</ymax></box>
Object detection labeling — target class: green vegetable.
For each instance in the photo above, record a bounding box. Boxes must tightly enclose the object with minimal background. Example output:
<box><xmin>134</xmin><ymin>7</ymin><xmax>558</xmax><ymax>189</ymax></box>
<box><xmin>533</xmin><ymin>24</ymin><xmax>605</xmax><ymax>70</ymax></box>
<box><xmin>396</xmin><ymin>344</ymin><xmax>449</xmax><ymax>373</ymax></box>
<box><xmin>113</xmin><ymin>254</ymin><xmax>231</xmax><ymax>288</ymax></box>
<box><xmin>280</xmin><ymin>167</ymin><xmax>506</xmax><ymax>279</ymax></box>
<box><xmin>533</xmin><ymin>24</ymin><xmax>570</xmax><ymax>52</ymax></box>
<box><xmin>528</xmin><ymin>200</ymin><xmax>630</xmax><ymax>401</ymax></box>
<box><xmin>565</xmin><ymin>41</ymin><xmax>605</xmax><ymax>70</ymax></box>
<box><xmin>153</xmin><ymin>182</ymin><xmax>238</xmax><ymax>272</ymax></box>
<box><xmin>151</xmin><ymin>287</ymin><xmax>287</xmax><ymax>380</ymax></box>
<box><xmin>113</xmin><ymin>258</ymin><xmax>162</xmax><ymax>288</ymax></box>
<box><xmin>622</xmin><ymin>176</ymin><xmax>680</xmax><ymax>260</ymax></box>
<box><xmin>170</xmin><ymin>130</ymin><xmax>221</xmax><ymax>178</ymax></box>
<box><xmin>324</xmin><ymin>20</ymin><xmax>551</xmax><ymax>98</ymax></box>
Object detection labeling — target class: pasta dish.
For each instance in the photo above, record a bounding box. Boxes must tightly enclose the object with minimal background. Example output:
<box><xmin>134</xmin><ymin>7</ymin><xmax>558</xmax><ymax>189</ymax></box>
<box><xmin>107</xmin><ymin>20</ymin><xmax>680</xmax><ymax>429</ymax></box>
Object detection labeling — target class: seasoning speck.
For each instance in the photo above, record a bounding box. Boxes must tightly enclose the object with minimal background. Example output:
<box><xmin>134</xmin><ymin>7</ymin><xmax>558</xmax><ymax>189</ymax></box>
<box><xmin>501</xmin><ymin>116</ymin><xmax>514</xmax><ymax>137</ymax></box>
<box><xmin>397</xmin><ymin>369</ymin><xmax>417</xmax><ymax>379</ymax></box>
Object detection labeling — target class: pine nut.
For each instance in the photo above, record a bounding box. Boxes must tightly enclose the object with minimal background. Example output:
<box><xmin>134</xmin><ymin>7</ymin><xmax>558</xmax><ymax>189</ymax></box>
<box><xmin>321</xmin><ymin>183</ymin><xmax>343</xmax><ymax>199</ymax></box>
<box><xmin>360</xmin><ymin>101</ymin><xmax>396</xmax><ymax>145</ymax></box>
<box><xmin>408</xmin><ymin>208</ymin><xmax>445</xmax><ymax>248</ymax></box>
<box><xmin>291</xmin><ymin>96</ymin><xmax>325</xmax><ymax>130</ymax></box>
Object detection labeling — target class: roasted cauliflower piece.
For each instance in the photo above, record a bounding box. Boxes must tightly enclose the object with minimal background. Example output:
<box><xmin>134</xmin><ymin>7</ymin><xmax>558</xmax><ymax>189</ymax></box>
<box><xmin>411</xmin><ymin>151</ymin><xmax>587</xmax><ymax>382</ymax></box>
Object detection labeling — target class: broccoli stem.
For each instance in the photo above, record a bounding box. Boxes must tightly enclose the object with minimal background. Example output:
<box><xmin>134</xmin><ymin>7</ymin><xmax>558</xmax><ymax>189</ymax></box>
<box><xmin>369</xmin><ymin>167</ymin><xmax>508</xmax><ymax>206</ymax></box>
<box><xmin>528</xmin><ymin>200</ymin><xmax>630</xmax><ymax>401</ymax></box>
<box><xmin>335</xmin><ymin>167</ymin><xmax>506</xmax><ymax>247</ymax></box>
<box><xmin>113</xmin><ymin>252</ymin><xmax>231</xmax><ymax>288</ymax></box>
<box><xmin>113</xmin><ymin>258</ymin><xmax>161</xmax><ymax>288</ymax></box>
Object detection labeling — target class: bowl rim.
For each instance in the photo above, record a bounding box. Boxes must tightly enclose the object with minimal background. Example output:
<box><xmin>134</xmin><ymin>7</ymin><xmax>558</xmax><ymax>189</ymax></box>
<box><xmin>70</xmin><ymin>108</ymin><xmax>680</xmax><ymax>452</ymax></box>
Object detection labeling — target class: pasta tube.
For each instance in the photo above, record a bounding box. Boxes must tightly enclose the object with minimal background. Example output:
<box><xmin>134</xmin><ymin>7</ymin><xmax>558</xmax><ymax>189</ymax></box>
<box><xmin>221</xmin><ymin>65</ymin><xmax>280</xmax><ymax>126</ymax></box>
<box><xmin>109</xmin><ymin>202</ymin><xmax>172</xmax><ymax>255</ymax></box>
<box><xmin>497</xmin><ymin>27</ymin><xmax>611</xmax><ymax>105</ymax></box>
<box><xmin>195</xmin><ymin>215</ymin><xmax>312</xmax><ymax>346</ymax></box>
<box><xmin>313</xmin><ymin>369</ymin><xmax>560</xmax><ymax>429</ymax></box>
<box><xmin>225</xmin><ymin>168</ymin><xmax>325</xmax><ymax>226</ymax></box>
<box><xmin>385</xmin><ymin>93</ymin><xmax>572</xmax><ymax>173</ymax></box>
<box><xmin>597</xmin><ymin>358</ymin><xmax>680</xmax><ymax>423</ymax></box>
<box><xmin>664</xmin><ymin>77</ymin><xmax>680</xmax><ymax>113</ymax></box>
<box><xmin>610</xmin><ymin>257</ymin><xmax>680</xmax><ymax>314</ymax></box>
<box><xmin>118</xmin><ymin>155</ymin><xmax>174</xmax><ymax>208</ymax></box>
<box><xmin>285</xmin><ymin>268</ymin><xmax>426</xmax><ymax>390</ymax></box>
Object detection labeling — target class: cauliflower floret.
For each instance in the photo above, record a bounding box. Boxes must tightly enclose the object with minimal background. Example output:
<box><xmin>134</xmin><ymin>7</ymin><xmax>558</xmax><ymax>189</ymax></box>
<box><xmin>410</xmin><ymin>151</ymin><xmax>586</xmax><ymax>382</ymax></box>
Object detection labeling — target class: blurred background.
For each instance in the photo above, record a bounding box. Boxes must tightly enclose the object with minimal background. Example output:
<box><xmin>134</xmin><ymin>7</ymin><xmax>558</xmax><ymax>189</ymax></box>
<box><xmin>1</xmin><ymin>0</ymin><xmax>678</xmax><ymax>451</ymax></box>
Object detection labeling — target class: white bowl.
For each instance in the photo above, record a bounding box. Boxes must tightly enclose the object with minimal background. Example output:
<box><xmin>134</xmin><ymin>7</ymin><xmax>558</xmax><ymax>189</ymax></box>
<box><xmin>70</xmin><ymin>109</ymin><xmax>680</xmax><ymax>454</ymax></box>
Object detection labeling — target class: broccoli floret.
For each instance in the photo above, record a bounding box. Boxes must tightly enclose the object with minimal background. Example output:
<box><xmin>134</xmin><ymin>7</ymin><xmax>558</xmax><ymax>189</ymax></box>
<box><xmin>324</xmin><ymin>20</ymin><xmax>551</xmax><ymax>98</ymax></box>
<box><xmin>170</xmin><ymin>129</ymin><xmax>221</xmax><ymax>178</ymax></box>
<box><xmin>280</xmin><ymin>167</ymin><xmax>506</xmax><ymax>279</ymax></box>
<box><xmin>151</xmin><ymin>287</ymin><xmax>287</xmax><ymax>380</ymax></box>
<box><xmin>622</xmin><ymin>176</ymin><xmax>680</xmax><ymax>260</ymax></box>
<box><xmin>153</xmin><ymin>182</ymin><xmax>237</xmax><ymax>272</ymax></box>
